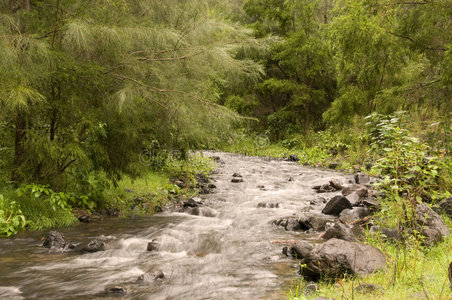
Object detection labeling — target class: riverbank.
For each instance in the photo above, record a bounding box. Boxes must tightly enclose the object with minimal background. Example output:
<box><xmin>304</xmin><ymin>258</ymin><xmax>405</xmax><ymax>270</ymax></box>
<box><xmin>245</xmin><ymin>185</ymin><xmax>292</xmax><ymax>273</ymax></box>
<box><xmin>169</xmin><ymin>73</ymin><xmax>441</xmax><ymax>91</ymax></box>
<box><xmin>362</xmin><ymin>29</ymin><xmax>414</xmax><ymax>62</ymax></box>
<box><xmin>0</xmin><ymin>153</ymin><xmax>215</xmax><ymax>237</ymax></box>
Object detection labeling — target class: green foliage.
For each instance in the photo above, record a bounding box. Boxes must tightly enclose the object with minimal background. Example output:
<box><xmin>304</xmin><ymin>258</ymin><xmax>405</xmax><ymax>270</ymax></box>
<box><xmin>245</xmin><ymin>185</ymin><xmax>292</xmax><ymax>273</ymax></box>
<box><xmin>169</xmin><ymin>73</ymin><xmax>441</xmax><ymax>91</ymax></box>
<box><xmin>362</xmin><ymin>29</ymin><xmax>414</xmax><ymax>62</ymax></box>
<box><xmin>17</xmin><ymin>184</ymin><xmax>73</xmax><ymax>212</ymax></box>
<box><xmin>0</xmin><ymin>194</ymin><xmax>26</xmax><ymax>237</ymax></box>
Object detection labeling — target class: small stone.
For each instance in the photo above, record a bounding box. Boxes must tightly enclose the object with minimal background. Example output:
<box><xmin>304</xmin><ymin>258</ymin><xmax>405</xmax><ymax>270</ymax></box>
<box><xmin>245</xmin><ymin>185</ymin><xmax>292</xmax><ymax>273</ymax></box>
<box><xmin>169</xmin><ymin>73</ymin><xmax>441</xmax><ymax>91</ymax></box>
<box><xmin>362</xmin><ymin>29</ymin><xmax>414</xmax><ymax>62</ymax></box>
<box><xmin>232</xmin><ymin>173</ymin><xmax>242</xmax><ymax>177</ymax></box>
<box><xmin>355</xmin><ymin>283</ymin><xmax>382</xmax><ymax>293</ymax></box>
<box><xmin>107</xmin><ymin>286</ymin><xmax>126</xmax><ymax>295</ymax></box>
<box><xmin>303</xmin><ymin>282</ymin><xmax>319</xmax><ymax>295</ymax></box>
<box><xmin>231</xmin><ymin>178</ymin><xmax>244</xmax><ymax>183</ymax></box>
<box><xmin>147</xmin><ymin>241</ymin><xmax>159</xmax><ymax>252</ymax></box>
<box><xmin>81</xmin><ymin>239</ymin><xmax>106</xmax><ymax>253</ymax></box>
<box><xmin>78</xmin><ymin>215</ymin><xmax>92</xmax><ymax>223</ymax></box>
<box><xmin>329</xmin><ymin>179</ymin><xmax>343</xmax><ymax>190</ymax></box>
<box><xmin>288</xmin><ymin>154</ymin><xmax>300</xmax><ymax>162</ymax></box>
<box><xmin>328</xmin><ymin>162</ymin><xmax>339</xmax><ymax>169</ymax></box>
<box><xmin>43</xmin><ymin>231</ymin><xmax>66</xmax><ymax>250</ymax></box>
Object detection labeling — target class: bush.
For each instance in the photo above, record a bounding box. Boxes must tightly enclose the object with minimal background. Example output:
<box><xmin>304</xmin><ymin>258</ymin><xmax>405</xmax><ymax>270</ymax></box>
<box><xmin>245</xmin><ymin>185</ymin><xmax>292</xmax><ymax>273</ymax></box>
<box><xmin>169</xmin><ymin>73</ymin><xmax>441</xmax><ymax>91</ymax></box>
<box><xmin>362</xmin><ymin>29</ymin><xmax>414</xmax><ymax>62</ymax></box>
<box><xmin>0</xmin><ymin>194</ymin><xmax>26</xmax><ymax>237</ymax></box>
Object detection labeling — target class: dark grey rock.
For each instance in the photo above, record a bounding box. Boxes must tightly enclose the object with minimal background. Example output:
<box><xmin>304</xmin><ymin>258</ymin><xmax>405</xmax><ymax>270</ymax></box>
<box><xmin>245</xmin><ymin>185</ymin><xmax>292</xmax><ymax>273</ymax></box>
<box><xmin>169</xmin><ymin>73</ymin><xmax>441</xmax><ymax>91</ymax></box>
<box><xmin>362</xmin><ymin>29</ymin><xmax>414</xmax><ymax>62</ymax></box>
<box><xmin>137</xmin><ymin>270</ymin><xmax>164</xmax><ymax>283</ymax></box>
<box><xmin>288</xmin><ymin>154</ymin><xmax>300</xmax><ymax>162</ymax></box>
<box><xmin>356</xmin><ymin>187</ymin><xmax>369</xmax><ymax>198</ymax></box>
<box><xmin>43</xmin><ymin>231</ymin><xmax>66</xmax><ymax>250</ymax></box>
<box><xmin>231</xmin><ymin>178</ymin><xmax>244</xmax><ymax>183</ymax></box>
<box><xmin>195</xmin><ymin>173</ymin><xmax>209</xmax><ymax>184</ymax></box>
<box><xmin>273</xmin><ymin>217</ymin><xmax>309</xmax><ymax>231</ymax></box>
<box><xmin>328</xmin><ymin>163</ymin><xmax>339</xmax><ymax>169</ymax></box>
<box><xmin>208</xmin><ymin>183</ymin><xmax>216</xmax><ymax>189</ymax></box>
<box><xmin>147</xmin><ymin>241</ymin><xmax>159</xmax><ymax>252</ymax></box>
<box><xmin>257</xmin><ymin>202</ymin><xmax>281</xmax><ymax>208</ymax></box>
<box><xmin>232</xmin><ymin>173</ymin><xmax>242</xmax><ymax>177</ymax></box>
<box><xmin>78</xmin><ymin>215</ymin><xmax>92</xmax><ymax>223</ymax></box>
<box><xmin>329</xmin><ymin>179</ymin><xmax>343</xmax><ymax>190</ymax></box>
<box><xmin>106</xmin><ymin>286</ymin><xmax>126</xmax><ymax>295</ymax></box>
<box><xmin>183</xmin><ymin>198</ymin><xmax>203</xmax><ymax>208</ymax></box>
<box><xmin>80</xmin><ymin>239</ymin><xmax>106</xmax><ymax>253</ymax></box>
<box><xmin>300</xmin><ymin>238</ymin><xmax>386</xmax><ymax>280</ymax></box>
<box><xmin>184</xmin><ymin>207</ymin><xmax>217</xmax><ymax>217</ymax></box>
<box><xmin>322</xmin><ymin>195</ymin><xmax>352</xmax><ymax>216</ymax></box>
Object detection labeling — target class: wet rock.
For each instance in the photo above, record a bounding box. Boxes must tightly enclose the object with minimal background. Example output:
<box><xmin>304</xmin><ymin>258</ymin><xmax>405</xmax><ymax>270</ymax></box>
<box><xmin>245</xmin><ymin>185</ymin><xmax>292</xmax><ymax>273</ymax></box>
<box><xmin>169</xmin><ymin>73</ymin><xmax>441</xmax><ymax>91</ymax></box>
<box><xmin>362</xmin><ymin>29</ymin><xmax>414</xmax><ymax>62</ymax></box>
<box><xmin>103</xmin><ymin>208</ymin><xmax>121</xmax><ymax>217</ymax></box>
<box><xmin>231</xmin><ymin>178</ymin><xmax>244</xmax><ymax>183</ymax></box>
<box><xmin>257</xmin><ymin>202</ymin><xmax>281</xmax><ymax>208</ymax></box>
<box><xmin>43</xmin><ymin>231</ymin><xmax>66</xmax><ymax>250</ymax></box>
<box><xmin>208</xmin><ymin>183</ymin><xmax>217</xmax><ymax>189</ymax></box>
<box><xmin>339</xmin><ymin>207</ymin><xmax>370</xmax><ymax>224</ymax></box>
<box><xmin>288</xmin><ymin>176</ymin><xmax>295</xmax><ymax>182</ymax></box>
<box><xmin>80</xmin><ymin>239</ymin><xmax>106</xmax><ymax>253</ymax></box>
<box><xmin>184</xmin><ymin>207</ymin><xmax>217</xmax><ymax>217</ymax></box>
<box><xmin>342</xmin><ymin>184</ymin><xmax>366</xmax><ymax>196</ymax></box>
<box><xmin>210</xmin><ymin>156</ymin><xmax>221</xmax><ymax>162</ymax></box>
<box><xmin>137</xmin><ymin>270</ymin><xmax>164</xmax><ymax>283</ymax></box>
<box><xmin>329</xmin><ymin>179</ymin><xmax>343</xmax><ymax>191</ymax></box>
<box><xmin>257</xmin><ymin>185</ymin><xmax>265</xmax><ymax>189</ymax></box>
<box><xmin>289</xmin><ymin>240</ymin><xmax>313</xmax><ymax>260</ymax></box>
<box><xmin>355</xmin><ymin>283</ymin><xmax>382</xmax><ymax>293</ymax></box>
<box><xmin>273</xmin><ymin>217</ymin><xmax>309</xmax><ymax>231</ymax></box>
<box><xmin>321</xmin><ymin>223</ymin><xmax>363</xmax><ymax>242</ymax></box>
<box><xmin>78</xmin><ymin>215</ymin><xmax>92</xmax><ymax>223</ymax></box>
<box><xmin>183</xmin><ymin>198</ymin><xmax>203</xmax><ymax>208</ymax></box>
<box><xmin>106</xmin><ymin>286</ymin><xmax>126</xmax><ymax>295</ymax></box>
<box><xmin>288</xmin><ymin>154</ymin><xmax>300</xmax><ymax>162</ymax></box>
<box><xmin>369</xmin><ymin>226</ymin><xmax>402</xmax><ymax>243</ymax></box>
<box><xmin>328</xmin><ymin>162</ymin><xmax>339</xmax><ymax>169</ymax></box>
<box><xmin>416</xmin><ymin>203</ymin><xmax>450</xmax><ymax>245</ymax></box>
<box><xmin>322</xmin><ymin>195</ymin><xmax>352</xmax><ymax>216</ymax></box>
<box><xmin>147</xmin><ymin>240</ymin><xmax>159</xmax><ymax>252</ymax></box>
<box><xmin>232</xmin><ymin>173</ymin><xmax>242</xmax><ymax>177</ymax></box>
<box><xmin>299</xmin><ymin>213</ymin><xmax>336</xmax><ymax>232</ymax></box>
<box><xmin>354</xmin><ymin>173</ymin><xmax>370</xmax><ymax>184</ymax></box>
<box><xmin>199</xmin><ymin>185</ymin><xmax>210</xmax><ymax>194</ymax></box>
<box><xmin>195</xmin><ymin>173</ymin><xmax>209</xmax><ymax>184</ymax></box>
<box><xmin>300</xmin><ymin>238</ymin><xmax>386</xmax><ymax>280</ymax></box>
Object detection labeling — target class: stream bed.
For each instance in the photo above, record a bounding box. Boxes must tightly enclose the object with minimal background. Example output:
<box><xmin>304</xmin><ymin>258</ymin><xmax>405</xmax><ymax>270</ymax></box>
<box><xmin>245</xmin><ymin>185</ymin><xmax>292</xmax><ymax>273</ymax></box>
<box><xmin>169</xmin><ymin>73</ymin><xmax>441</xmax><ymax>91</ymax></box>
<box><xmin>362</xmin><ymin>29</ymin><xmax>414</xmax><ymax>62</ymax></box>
<box><xmin>0</xmin><ymin>152</ymin><xmax>353</xmax><ymax>299</ymax></box>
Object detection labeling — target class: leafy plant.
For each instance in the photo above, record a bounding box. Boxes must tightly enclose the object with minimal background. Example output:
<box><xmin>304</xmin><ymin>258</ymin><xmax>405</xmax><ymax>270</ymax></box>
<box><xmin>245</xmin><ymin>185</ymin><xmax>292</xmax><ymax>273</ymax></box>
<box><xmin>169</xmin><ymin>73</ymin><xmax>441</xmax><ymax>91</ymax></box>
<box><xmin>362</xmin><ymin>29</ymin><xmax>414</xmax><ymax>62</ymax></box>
<box><xmin>17</xmin><ymin>184</ymin><xmax>73</xmax><ymax>212</ymax></box>
<box><xmin>0</xmin><ymin>194</ymin><xmax>27</xmax><ymax>237</ymax></box>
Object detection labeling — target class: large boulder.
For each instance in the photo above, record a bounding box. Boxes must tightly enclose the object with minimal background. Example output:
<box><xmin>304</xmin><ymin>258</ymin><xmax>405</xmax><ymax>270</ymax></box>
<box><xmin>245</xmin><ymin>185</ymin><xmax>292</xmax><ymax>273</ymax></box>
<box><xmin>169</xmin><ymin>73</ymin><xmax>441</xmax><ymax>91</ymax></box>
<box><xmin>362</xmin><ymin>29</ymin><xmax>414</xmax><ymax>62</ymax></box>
<box><xmin>416</xmin><ymin>203</ymin><xmax>450</xmax><ymax>245</ymax></box>
<box><xmin>43</xmin><ymin>231</ymin><xmax>67</xmax><ymax>250</ymax></box>
<box><xmin>322</xmin><ymin>196</ymin><xmax>352</xmax><ymax>216</ymax></box>
<box><xmin>300</xmin><ymin>238</ymin><xmax>386</xmax><ymax>280</ymax></box>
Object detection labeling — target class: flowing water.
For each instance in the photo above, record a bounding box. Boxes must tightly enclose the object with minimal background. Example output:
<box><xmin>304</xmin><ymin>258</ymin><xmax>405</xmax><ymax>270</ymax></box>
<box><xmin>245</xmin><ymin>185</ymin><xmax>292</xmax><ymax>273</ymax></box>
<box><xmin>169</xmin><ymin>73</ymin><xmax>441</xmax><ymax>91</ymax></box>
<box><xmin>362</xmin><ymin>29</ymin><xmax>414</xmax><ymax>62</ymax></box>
<box><xmin>0</xmin><ymin>152</ymin><xmax>353</xmax><ymax>300</ymax></box>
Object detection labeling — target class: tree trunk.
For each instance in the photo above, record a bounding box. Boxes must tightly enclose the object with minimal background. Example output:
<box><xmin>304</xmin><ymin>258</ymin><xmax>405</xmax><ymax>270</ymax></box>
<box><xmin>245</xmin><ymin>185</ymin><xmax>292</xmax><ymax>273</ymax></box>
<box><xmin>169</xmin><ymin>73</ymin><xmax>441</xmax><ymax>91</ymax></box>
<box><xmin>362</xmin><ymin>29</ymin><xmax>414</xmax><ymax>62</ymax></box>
<box><xmin>11</xmin><ymin>112</ymin><xmax>26</xmax><ymax>182</ymax></box>
<box><xmin>23</xmin><ymin>0</ymin><xmax>30</xmax><ymax>11</ymax></box>
<box><xmin>10</xmin><ymin>0</ymin><xmax>30</xmax><ymax>182</ymax></box>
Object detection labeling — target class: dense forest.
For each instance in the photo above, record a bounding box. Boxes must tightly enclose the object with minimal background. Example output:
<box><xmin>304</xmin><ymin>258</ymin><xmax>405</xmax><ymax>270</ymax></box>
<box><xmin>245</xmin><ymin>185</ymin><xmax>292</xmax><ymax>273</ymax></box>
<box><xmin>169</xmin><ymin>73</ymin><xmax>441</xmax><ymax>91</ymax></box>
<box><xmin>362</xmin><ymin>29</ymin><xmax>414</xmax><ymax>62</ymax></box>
<box><xmin>0</xmin><ymin>0</ymin><xmax>451</xmax><ymax>298</ymax></box>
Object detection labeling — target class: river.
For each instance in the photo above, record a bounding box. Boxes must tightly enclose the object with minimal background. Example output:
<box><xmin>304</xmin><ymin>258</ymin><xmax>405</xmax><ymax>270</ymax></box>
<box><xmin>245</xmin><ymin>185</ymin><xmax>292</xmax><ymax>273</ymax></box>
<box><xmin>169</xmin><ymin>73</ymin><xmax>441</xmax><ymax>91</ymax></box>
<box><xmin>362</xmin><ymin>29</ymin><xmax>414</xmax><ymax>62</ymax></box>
<box><xmin>0</xmin><ymin>152</ymin><xmax>352</xmax><ymax>299</ymax></box>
